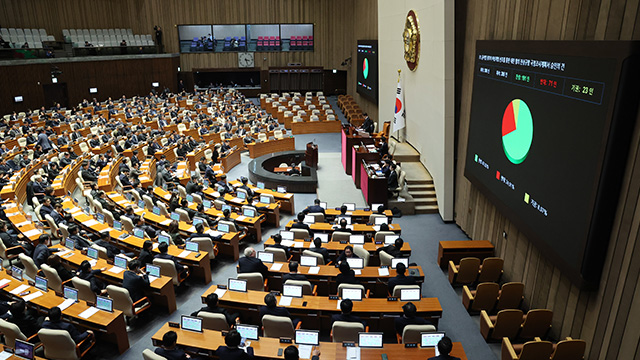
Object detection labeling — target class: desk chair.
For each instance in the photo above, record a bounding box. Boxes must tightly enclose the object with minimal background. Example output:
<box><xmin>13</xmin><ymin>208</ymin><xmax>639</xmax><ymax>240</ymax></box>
<box><xmin>481</xmin><ymin>309</ymin><xmax>524</xmax><ymax>342</ymax></box>
<box><xmin>189</xmin><ymin>237</ymin><xmax>216</xmax><ymax>260</ymax></box>
<box><xmin>463</xmin><ymin>282</ymin><xmax>500</xmax><ymax>313</ymax></box>
<box><xmin>107</xmin><ymin>284</ymin><xmax>151</xmax><ymax>324</ymax></box>
<box><xmin>238</xmin><ymin>272</ymin><xmax>267</xmax><ymax>291</ymax></box>
<box><xmin>90</xmin><ymin>243</ymin><xmax>109</xmax><ymax>260</ymax></box>
<box><xmin>502</xmin><ymin>337</ymin><xmax>553</xmax><ymax>360</ymax></box>
<box><xmin>262</xmin><ymin>315</ymin><xmax>300</xmax><ymax>339</ymax></box>
<box><xmin>331</xmin><ymin>321</ymin><xmax>365</xmax><ymax>343</ymax></box>
<box><xmin>38</xmin><ymin>328</ymin><xmax>96</xmax><ymax>360</ymax></box>
<box><xmin>302</xmin><ymin>250</ymin><xmax>327</xmax><ymax>265</ymax></box>
<box><xmin>143</xmin><ymin>195</ymin><xmax>155</xmax><ymax>210</ymax></box>
<box><xmin>448</xmin><ymin>257</ymin><xmax>481</xmax><ymax>285</ymax></box>
<box><xmin>291</xmin><ymin>228</ymin><xmax>310</xmax><ymax>240</ymax></box>
<box><xmin>496</xmin><ymin>282</ymin><xmax>525</xmax><ymax>311</ymax></box>
<box><xmin>338</xmin><ymin>283</ymin><xmax>369</xmax><ymax>298</ymax></box>
<box><xmin>400</xmin><ymin>324</ymin><xmax>437</xmax><ymax>344</ymax></box>
<box><xmin>45</xmin><ymin>214</ymin><xmax>62</xmax><ymax>240</ymax></box>
<box><xmin>120</xmin><ymin>216</ymin><xmax>134</xmax><ymax>233</ymax></box>
<box><xmin>353</xmin><ymin>246</ymin><xmax>370</xmax><ymax>267</ymax></box>
<box><xmin>284</xmin><ymin>279</ymin><xmax>316</xmax><ymax>296</ymax></box>
<box><xmin>368</xmin><ymin>214</ymin><xmax>386</xmax><ymax>224</ymax></box>
<box><xmin>391</xmin><ymin>284</ymin><xmax>421</xmax><ymax>298</ymax></box>
<box><xmin>0</xmin><ymin>238</ymin><xmax>27</xmax><ymax>267</ymax></box>
<box><xmin>175</xmin><ymin>208</ymin><xmax>190</xmax><ymax>223</ymax></box>
<box><xmin>307</xmin><ymin>212</ymin><xmax>325</xmax><ymax>223</ymax></box>
<box><xmin>331</xmin><ymin>231</ymin><xmax>351</xmax><ymax>243</ymax></box>
<box><xmin>214</xmin><ymin>200</ymin><xmax>225</xmax><ymax>210</ymax></box>
<box><xmin>59</xmin><ymin>223</ymin><xmax>70</xmax><ymax>239</ymax></box>
<box><xmin>102</xmin><ymin>209</ymin><xmax>115</xmax><ymax>226</ymax></box>
<box><xmin>550</xmin><ymin>337</ymin><xmax>587</xmax><ymax>360</ymax></box>
<box><xmin>198</xmin><ymin>312</ymin><xmax>231</xmax><ymax>331</ymax></box>
<box><xmin>19</xmin><ymin>253</ymin><xmax>39</xmax><ymax>282</ymax></box>
<box><xmin>478</xmin><ymin>257</ymin><xmax>504</xmax><ymax>283</ymax></box>
<box><xmin>153</xmin><ymin>258</ymin><xmax>186</xmax><ymax>286</ymax></box>
<box><xmin>155</xmin><ymin>201</ymin><xmax>169</xmax><ymax>216</ymax></box>
<box><xmin>0</xmin><ymin>318</ymin><xmax>38</xmax><ymax>349</ymax></box>
<box><xmin>264</xmin><ymin>247</ymin><xmax>290</xmax><ymax>262</ymax></box>
<box><xmin>379</xmin><ymin>250</ymin><xmax>394</xmax><ymax>266</ymax></box>
<box><xmin>71</xmin><ymin>277</ymin><xmax>97</xmax><ymax>303</ymax></box>
<box><xmin>177</xmin><ymin>185</ymin><xmax>187</xmax><ymax>199</ymax></box>
<box><xmin>41</xmin><ymin>264</ymin><xmax>72</xmax><ymax>293</ymax></box>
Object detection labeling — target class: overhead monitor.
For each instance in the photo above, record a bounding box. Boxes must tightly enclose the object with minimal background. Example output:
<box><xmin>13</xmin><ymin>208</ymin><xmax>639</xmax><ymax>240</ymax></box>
<box><xmin>89</xmin><ymin>87</ymin><xmax>98</xmax><ymax>93</ymax></box>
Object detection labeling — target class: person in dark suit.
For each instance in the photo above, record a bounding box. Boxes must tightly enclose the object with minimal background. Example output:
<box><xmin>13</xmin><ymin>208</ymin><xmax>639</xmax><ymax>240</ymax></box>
<box><xmin>119</xmin><ymin>169</ymin><xmax>132</xmax><ymax>188</ymax></box>
<box><xmin>394</xmin><ymin>302</ymin><xmax>430</xmax><ymax>335</ymax></box>
<box><xmin>49</xmin><ymin>203</ymin><xmax>65</xmax><ymax>225</ymax></box>
<box><xmin>77</xmin><ymin>260</ymin><xmax>107</xmax><ymax>295</ymax></box>
<box><xmin>335</xmin><ymin>261</ymin><xmax>358</xmax><ymax>288</ymax></box>
<box><xmin>47</xmin><ymin>254</ymin><xmax>74</xmax><ymax>282</ymax></box>
<box><xmin>303</xmin><ymin>199</ymin><xmax>325</xmax><ymax>216</ymax></box>
<box><xmin>237</xmin><ymin>177</ymin><xmax>254</xmax><ymax>198</ymax></box>
<box><xmin>282</xmin><ymin>261</ymin><xmax>307</xmax><ymax>284</ymax></box>
<box><xmin>259</xmin><ymin>293</ymin><xmax>292</xmax><ymax>320</ymax></box>
<box><xmin>359</xmin><ymin>114</ymin><xmax>374</xmax><ymax>135</ymax></box>
<box><xmin>6</xmin><ymin>300</ymin><xmax>41</xmax><ymax>337</ymax></box>
<box><xmin>388</xmin><ymin>262</ymin><xmax>416</xmax><ymax>294</ymax></box>
<box><xmin>334</xmin><ymin>218</ymin><xmax>352</xmax><ymax>234</ymax></box>
<box><xmin>335</xmin><ymin>245</ymin><xmax>357</xmax><ymax>265</ymax></box>
<box><xmin>155</xmin><ymin>330</ymin><xmax>191</xmax><ymax>360</ymax></box>
<box><xmin>191</xmin><ymin>293</ymin><xmax>238</xmax><ymax>326</ymax></box>
<box><xmin>185</xmin><ymin>176</ymin><xmax>202</xmax><ymax>195</ymax></box>
<box><xmin>330</xmin><ymin>299</ymin><xmax>366</xmax><ymax>326</ymax></box>
<box><xmin>387</xmin><ymin>163</ymin><xmax>399</xmax><ymax>193</ymax></box>
<box><xmin>42</xmin><ymin>307</ymin><xmax>92</xmax><ymax>344</ymax></box>
<box><xmin>284</xmin><ymin>345</ymin><xmax>321</xmax><ymax>360</ymax></box>
<box><xmin>378</xmin><ymin>137</ymin><xmax>389</xmax><ymax>158</ymax></box>
<box><xmin>39</xmin><ymin>197</ymin><xmax>54</xmax><ymax>219</ymax></box>
<box><xmin>138</xmin><ymin>240</ymin><xmax>155</xmax><ymax>266</ymax></box>
<box><xmin>428</xmin><ymin>336</ymin><xmax>461</xmax><ymax>360</ymax></box>
<box><xmin>215</xmin><ymin>329</ymin><xmax>254</xmax><ymax>360</ymax></box>
<box><xmin>308</xmin><ymin>237</ymin><xmax>330</xmax><ymax>264</ymax></box>
<box><xmin>81</xmin><ymin>162</ymin><xmax>98</xmax><ymax>182</ymax></box>
<box><xmin>290</xmin><ymin>212</ymin><xmax>313</xmax><ymax>237</ymax></box>
<box><xmin>123</xmin><ymin>260</ymin><xmax>150</xmax><ymax>302</ymax></box>
<box><xmin>238</xmin><ymin>247</ymin><xmax>268</xmax><ymax>278</ymax></box>
<box><xmin>0</xmin><ymin>221</ymin><xmax>34</xmax><ymax>256</ymax></box>
<box><xmin>156</xmin><ymin>242</ymin><xmax>189</xmax><ymax>279</ymax></box>
<box><xmin>134</xmin><ymin>216</ymin><xmax>157</xmax><ymax>239</ymax></box>
<box><xmin>33</xmin><ymin>234</ymin><xmax>59</xmax><ymax>268</ymax></box>
<box><xmin>377</xmin><ymin>237</ymin><xmax>404</xmax><ymax>258</ymax></box>
<box><xmin>68</xmin><ymin>225</ymin><xmax>92</xmax><ymax>251</ymax></box>
<box><xmin>37</xmin><ymin>130</ymin><xmax>53</xmax><ymax>152</ymax></box>
<box><xmin>266</xmin><ymin>234</ymin><xmax>289</xmax><ymax>258</ymax></box>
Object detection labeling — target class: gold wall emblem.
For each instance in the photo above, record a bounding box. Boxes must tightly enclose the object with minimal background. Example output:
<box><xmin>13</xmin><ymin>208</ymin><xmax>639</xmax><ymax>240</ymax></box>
<box><xmin>403</xmin><ymin>10</ymin><xmax>420</xmax><ymax>71</ymax></box>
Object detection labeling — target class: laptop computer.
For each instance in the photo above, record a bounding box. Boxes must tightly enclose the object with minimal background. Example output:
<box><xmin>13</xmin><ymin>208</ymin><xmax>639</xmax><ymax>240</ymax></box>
<box><xmin>228</xmin><ymin>278</ymin><xmax>247</xmax><ymax>292</ymax></box>
<box><xmin>400</xmin><ymin>288</ymin><xmax>421</xmax><ymax>301</ymax></box>
<box><xmin>300</xmin><ymin>255</ymin><xmax>318</xmax><ymax>267</ymax></box>
<box><xmin>14</xmin><ymin>339</ymin><xmax>34</xmax><ymax>360</ymax></box>
<box><xmin>346</xmin><ymin>257</ymin><xmax>364</xmax><ymax>269</ymax></box>
<box><xmin>282</xmin><ymin>284</ymin><xmax>303</xmax><ymax>298</ymax></box>
<box><xmin>295</xmin><ymin>330</ymin><xmax>319</xmax><ymax>346</ymax></box>
<box><xmin>180</xmin><ymin>315</ymin><xmax>203</xmax><ymax>333</ymax></box>
<box><xmin>236</xmin><ymin>324</ymin><xmax>259</xmax><ymax>340</ymax></box>
<box><xmin>96</xmin><ymin>295</ymin><xmax>113</xmax><ymax>312</ymax></box>
<box><xmin>358</xmin><ymin>332</ymin><xmax>383</xmax><ymax>348</ymax></box>
<box><xmin>391</xmin><ymin>258</ymin><xmax>409</xmax><ymax>269</ymax></box>
<box><xmin>34</xmin><ymin>275</ymin><xmax>48</xmax><ymax>292</ymax></box>
<box><xmin>257</xmin><ymin>251</ymin><xmax>274</xmax><ymax>263</ymax></box>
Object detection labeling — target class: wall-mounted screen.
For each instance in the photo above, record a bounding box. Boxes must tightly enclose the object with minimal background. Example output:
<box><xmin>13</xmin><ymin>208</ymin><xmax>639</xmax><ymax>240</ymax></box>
<box><xmin>464</xmin><ymin>41</ymin><xmax>640</xmax><ymax>286</ymax></box>
<box><xmin>356</xmin><ymin>40</ymin><xmax>378</xmax><ymax>103</ymax></box>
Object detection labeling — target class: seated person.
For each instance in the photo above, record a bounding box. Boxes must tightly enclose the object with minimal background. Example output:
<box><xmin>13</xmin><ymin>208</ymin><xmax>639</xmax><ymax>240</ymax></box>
<box><xmin>33</xmin><ymin>234</ymin><xmax>61</xmax><ymax>268</ymax></box>
<box><xmin>46</xmin><ymin>254</ymin><xmax>75</xmax><ymax>282</ymax></box>
<box><xmin>290</xmin><ymin>212</ymin><xmax>313</xmax><ymax>237</ymax></box>
<box><xmin>77</xmin><ymin>260</ymin><xmax>107</xmax><ymax>295</ymax></box>
<box><xmin>259</xmin><ymin>293</ymin><xmax>292</xmax><ymax>320</ymax></box>
<box><xmin>394</xmin><ymin>302</ymin><xmax>430</xmax><ymax>335</ymax></box>
<box><xmin>155</xmin><ymin>242</ymin><xmax>189</xmax><ymax>279</ymax></box>
<box><xmin>215</xmin><ymin>329</ymin><xmax>253</xmax><ymax>360</ymax></box>
<box><xmin>188</xmin><ymin>222</ymin><xmax>222</xmax><ymax>242</ymax></box>
<box><xmin>42</xmin><ymin>307</ymin><xmax>92</xmax><ymax>344</ymax></box>
<box><xmin>335</xmin><ymin>245</ymin><xmax>357</xmax><ymax>264</ymax></box>
<box><xmin>134</xmin><ymin>215</ymin><xmax>158</xmax><ymax>239</ymax></box>
<box><xmin>39</xmin><ymin>197</ymin><xmax>55</xmax><ymax>220</ymax></box>
<box><xmin>266</xmin><ymin>233</ymin><xmax>289</xmax><ymax>258</ymax></box>
<box><xmin>155</xmin><ymin>330</ymin><xmax>191</xmax><ymax>360</ymax></box>
<box><xmin>282</xmin><ymin>261</ymin><xmax>307</xmax><ymax>284</ymax></box>
<box><xmin>307</xmin><ymin>237</ymin><xmax>330</xmax><ymax>264</ymax></box>
<box><xmin>191</xmin><ymin>293</ymin><xmax>238</xmax><ymax>326</ymax></box>
<box><xmin>6</xmin><ymin>300</ymin><xmax>41</xmax><ymax>337</ymax></box>
<box><xmin>238</xmin><ymin>247</ymin><xmax>268</xmax><ymax>278</ymax></box>
<box><xmin>428</xmin><ymin>336</ymin><xmax>460</xmax><ymax>360</ymax></box>
<box><xmin>0</xmin><ymin>221</ymin><xmax>34</xmax><ymax>256</ymax></box>
<box><xmin>94</xmin><ymin>232</ymin><xmax>133</xmax><ymax>259</ymax></box>
<box><xmin>388</xmin><ymin>262</ymin><xmax>416</xmax><ymax>294</ymax></box>
<box><xmin>138</xmin><ymin>240</ymin><xmax>154</xmax><ymax>266</ymax></box>
<box><xmin>303</xmin><ymin>199</ymin><xmax>325</xmax><ymax>216</ymax></box>
<box><xmin>333</xmin><ymin>218</ymin><xmax>352</xmax><ymax>234</ymax></box>
<box><xmin>330</xmin><ymin>298</ymin><xmax>366</xmax><ymax>327</ymax></box>
<box><xmin>68</xmin><ymin>225</ymin><xmax>92</xmax><ymax>250</ymax></box>
<box><xmin>284</xmin><ymin>345</ymin><xmax>320</xmax><ymax>360</ymax></box>
<box><xmin>123</xmin><ymin>260</ymin><xmax>150</xmax><ymax>302</ymax></box>
<box><xmin>334</xmin><ymin>205</ymin><xmax>350</xmax><ymax>224</ymax></box>
<box><xmin>377</xmin><ymin>237</ymin><xmax>404</xmax><ymax>258</ymax></box>
<box><xmin>237</xmin><ymin>177</ymin><xmax>254</xmax><ymax>198</ymax></box>
<box><xmin>215</xmin><ymin>174</ymin><xmax>233</xmax><ymax>194</ymax></box>
<box><xmin>335</xmin><ymin>261</ymin><xmax>358</xmax><ymax>288</ymax></box>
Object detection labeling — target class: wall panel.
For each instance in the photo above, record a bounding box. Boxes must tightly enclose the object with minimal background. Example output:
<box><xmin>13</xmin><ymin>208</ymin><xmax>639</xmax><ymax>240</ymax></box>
<box><xmin>455</xmin><ymin>1</ymin><xmax>640</xmax><ymax>359</ymax></box>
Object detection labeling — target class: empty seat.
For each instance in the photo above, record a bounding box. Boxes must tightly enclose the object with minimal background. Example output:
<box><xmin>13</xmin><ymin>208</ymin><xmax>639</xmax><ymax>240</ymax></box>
<box><xmin>480</xmin><ymin>309</ymin><xmax>523</xmax><ymax>341</ymax></box>
<box><xmin>448</xmin><ymin>257</ymin><xmax>480</xmax><ymax>285</ymax></box>
<box><xmin>462</xmin><ymin>282</ymin><xmax>500</xmax><ymax>313</ymax></box>
<box><xmin>502</xmin><ymin>337</ymin><xmax>553</xmax><ymax>360</ymax></box>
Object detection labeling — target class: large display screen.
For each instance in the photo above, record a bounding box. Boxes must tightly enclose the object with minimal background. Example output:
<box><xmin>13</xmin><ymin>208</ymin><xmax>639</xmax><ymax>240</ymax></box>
<box><xmin>356</xmin><ymin>40</ymin><xmax>378</xmax><ymax>103</ymax></box>
<box><xmin>464</xmin><ymin>41</ymin><xmax>640</xmax><ymax>286</ymax></box>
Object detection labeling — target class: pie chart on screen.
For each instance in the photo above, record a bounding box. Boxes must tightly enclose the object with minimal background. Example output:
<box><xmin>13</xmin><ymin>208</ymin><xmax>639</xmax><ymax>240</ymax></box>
<box><xmin>502</xmin><ymin>99</ymin><xmax>533</xmax><ymax>164</ymax></box>
<box><xmin>363</xmin><ymin>58</ymin><xmax>369</xmax><ymax>79</ymax></box>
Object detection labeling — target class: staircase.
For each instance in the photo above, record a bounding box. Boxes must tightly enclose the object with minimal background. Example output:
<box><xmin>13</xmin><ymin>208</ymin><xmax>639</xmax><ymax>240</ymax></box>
<box><xmin>406</xmin><ymin>178</ymin><xmax>439</xmax><ymax>214</ymax></box>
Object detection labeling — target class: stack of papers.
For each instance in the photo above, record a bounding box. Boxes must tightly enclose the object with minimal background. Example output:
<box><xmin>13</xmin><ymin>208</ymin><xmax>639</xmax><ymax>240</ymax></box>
<box><xmin>58</xmin><ymin>298</ymin><xmax>76</xmax><ymax>310</ymax></box>
<box><xmin>23</xmin><ymin>291</ymin><xmax>43</xmax><ymax>302</ymax></box>
<box><xmin>214</xmin><ymin>288</ymin><xmax>227</xmax><ymax>298</ymax></box>
<box><xmin>270</xmin><ymin>263</ymin><xmax>283</xmax><ymax>271</ymax></box>
<box><xmin>280</xmin><ymin>240</ymin><xmax>295</xmax><ymax>247</ymax></box>
<box><xmin>10</xmin><ymin>284</ymin><xmax>30</xmax><ymax>295</ymax></box>
<box><xmin>78</xmin><ymin>307</ymin><xmax>99</xmax><ymax>319</ymax></box>
<box><xmin>107</xmin><ymin>266</ymin><xmax>124</xmax><ymax>274</ymax></box>
<box><xmin>82</xmin><ymin>219</ymin><xmax>99</xmax><ymax>227</ymax></box>
<box><xmin>177</xmin><ymin>250</ymin><xmax>191</xmax><ymax>258</ymax></box>
<box><xmin>23</xmin><ymin>229</ymin><xmax>42</xmax><ymax>238</ymax></box>
<box><xmin>278</xmin><ymin>296</ymin><xmax>292</xmax><ymax>306</ymax></box>
<box><xmin>378</xmin><ymin>268</ymin><xmax>390</xmax><ymax>276</ymax></box>
<box><xmin>307</xmin><ymin>267</ymin><xmax>320</xmax><ymax>274</ymax></box>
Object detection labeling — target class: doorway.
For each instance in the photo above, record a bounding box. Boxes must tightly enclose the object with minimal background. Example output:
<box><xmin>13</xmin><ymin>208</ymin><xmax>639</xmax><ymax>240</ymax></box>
<box><xmin>42</xmin><ymin>83</ymin><xmax>69</xmax><ymax>109</ymax></box>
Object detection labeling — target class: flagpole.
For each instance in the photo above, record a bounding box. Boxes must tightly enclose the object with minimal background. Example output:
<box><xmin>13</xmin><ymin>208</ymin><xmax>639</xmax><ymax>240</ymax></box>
<box><xmin>394</xmin><ymin>69</ymin><xmax>401</xmax><ymax>142</ymax></box>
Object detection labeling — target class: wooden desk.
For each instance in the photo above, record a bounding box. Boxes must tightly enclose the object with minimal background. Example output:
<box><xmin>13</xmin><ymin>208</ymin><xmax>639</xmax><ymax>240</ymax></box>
<box><xmin>291</xmin><ymin>120</ymin><xmax>342</xmax><ymax>134</ymax></box>
<box><xmin>352</xmin><ymin>145</ymin><xmax>381</xmax><ymax>189</ymax></box>
<box><xmin>229</xmin><ymin>180</ymin><xmax>295</xmax><ymax>215</ymax></box>
<box><xmin>247</xmin><ymin>137</ymin><xmax>295</xmax><ymax>159</ymax></box>
<box><xmin>61</xmin><ymin>198</ymin><xmax>213</xmax><ymax>282</ymax></box>
<box><xmin>283</xmin><ymin>221</ymin><xmax>401</xmax><ymax>235</ymax></box>
<box><xmin>202</xmin><ymin>188</ymin><xmax>282</xmax><ymax>228</ymax></box>
<box><xmin>51</xmin><ymin>245</ymin><xmax>177</xmax><ymax>314</ymax></box>
<box><xmin>5</xmin><ymin>204</ymin><xmax>46</xmax><ymax>242</ymax></box>
<box><xmin>360</xmin><ymin>161</ymin><xmax>388</xmax><ymax>206</ymax></box>
<box><xmin>97</xmin><ymin>156</ymin><xmax>124</xmax><ymax>192</ymax></box>
<box><xmin>202</xmin><ymin>285</ymin><xmax>442</xmax><ymax>333</ymax></box>
<box><xmin>324</xmin><ymin>208</ymin><xmax>393</xmax><ymax>221</ymax></box>
<box><xmin>264</xmin><ymin>261</ymin><xmax>424</xmax><ymax>297</ymax></box>
<box><xmin>437</xmin><ymin>240</ymin><xmax>494</xmax><ymax>269</ymax></box>
<box><xmin>221</xmin><ymin>149</ymin><xmax>241</xmax><ymax>172</ymax></box>
<box><xmin>52</xmin><ymin>154</ymin><xmax>90</xmax><ymax>196</ymax></box>
<box><xmin>341</xmin><ymin>126</ymin><xmax>377</xmax><ymax>175</ymax></box>
<box><xmin>151</xmin><ymin>323</ymin><xmax>468</xmax><ymax>359</ymax></box>
<box><xmin>0</xmin><ymin>270</ymin><xmax>129</xmax><ymax>354</ymax></box>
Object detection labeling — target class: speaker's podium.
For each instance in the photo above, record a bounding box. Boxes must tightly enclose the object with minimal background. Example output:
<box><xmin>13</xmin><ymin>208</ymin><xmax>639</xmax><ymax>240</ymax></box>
<box><xmin>306</xmin><ymin>142</ymin><xmax>318</xmax><ymax>168</ymax></box>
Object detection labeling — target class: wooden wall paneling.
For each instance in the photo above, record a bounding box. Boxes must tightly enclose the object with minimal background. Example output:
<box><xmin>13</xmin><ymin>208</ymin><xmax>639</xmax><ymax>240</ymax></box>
<box><xmin>619</xmin><ymin>0</ymin><xmax>640</xmax><ymax>39</ymax></box>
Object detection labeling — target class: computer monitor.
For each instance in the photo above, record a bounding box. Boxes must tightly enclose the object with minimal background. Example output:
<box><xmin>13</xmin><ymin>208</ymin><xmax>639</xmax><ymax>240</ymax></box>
<box><xmin>300</xmin><ymin>255</ymin><xmax>318</xmax><ymax>267</ymax></box>
<box><xmin>295</xmin><ymin>330</ymin><xmax>319</xmax><ymax>346</ymax></box>
<box><xmin>11</xmin><ymin>266</ymin><xmax>23</xmax><ymax>281</ymax></box>
<box><xmin>350</xmin><ymin>235</ymin><xmax>365</xmax><ymax>244</ymax></box>
<box><xmin>185</xmin><ymin>241</ymin><xmax>199</xmax><ymax>252</ymax></box>
<box><xmin>114</xmin><ymin>255</ymin><xmax>128</xmax><ymax>269</ymax></box>
<box><xmin>64</xmin><ymin>238</ymin><xmax>75</xmax><ymax>250</ymax></box>
<box><xmin>34</xmin><ymin>275</ymin><xmax>48</xmax><ymax>292</ymax></box>
<box><xmin>280</xmin><ymin>230</ymin><xmax>294</xmax><ymax>240</ymax></box>
<box><xmin>343</xmin><ymin>203</ymin><xmax>356</xmax><ymax>211</ymax></box>
<box><xmin>193</xmin><ymin>217</ymin><xmax>205</xmax><ymax>226</ymax></box>
<box><xmin>138</xmin><ymin>200</ymin><xmax>145</xmax><ymax>209</ymax></box>
<box><xmin>358</xmin><ymin>332</ymin><xmax>383</xmax><ymax>348</ymax></box>
<box><xmin>152</xmin><ymin>206</ymin><xmax>161</xmax><ymax>216</ymax></box>
<box><xmin>316</xmin><ymin>233</ymin><xmax>329</xmax><ymax>243</ymax></box>
<box><xmin>217</xmin><ymin>186</ymin><xmax>225</xmax><ymax>193</ymax></box>
<box><xmin>203</xmin><ymin>200</ymin><xmax>212</xmax><ymax>209</ymax></box>
<box><xmin>346</xmin><ymin>257</ymin><xmax>364</xmax><ymax>269</ymax></box>
<box><xmin>303</xmin><ymin>215</ymin><xmax>315</xmax><ymax>224</ymax></box>
<box><xmin>222</xmin><ymin>204</ymin><xmax>232</xmax><ymax>213</ymax></box>
<box><xmin>400</xmin><ymin>288</ymin><xmax>421</xmax><ymax>301</ymax></box>
<box><xmin>341</xmin><ymin>288</ymin><xmax>363</xmax><ymax>301</ymax></box>
<box><xmin>186</xmin><ymin>194</ymin><xmax>194</xmax><ymax>203</ymax></box>
<box><xmin>283</xmin><ymin>284</ymin><xmax>303</xmax><ymax>298</ymax></box>
<box><xmin>257</xmin><ymin>251</ymin><xmax>274</xmax><ymax>263</ymax></box>
<box><xmin>384</xmin><ymin>234</ymin><xmax>400</xmax><ymax>245</ymax></box>
<box><xmin>257</xmin><ymin>181</ymin><xmax>265</xmax><ymax>189</ymax></box>
<box><xmin>63</xmin><ymin>286</ymin><xmax>78</xmax><ymax>302</ymax></box>
<box><xmin>87</xmin><ymin>247</ymin><xmax>99</xmax><ymax>260</ymax></box>
<box><xmin>133</xmin><ymin>228</ymin><xmax>145</xmax><ymax>239</ymax></box>
<box><xmin>113</xmin><ymin>220</ymin><xmax>122</xmax><ymax>231</ymax></box>
<box><xmin>260</xmin><ymin>195</ymin><xmax>271</xmax><ymax>204</ymax></box>
<box><xmin>180</xmin><ymin>315</ymin><xmax>203</xmax><ymax>333</ymax></box>
<box><xmin>237</xmin><ymin>191</ymin><xmax>246</xmax><ymax>200</ymax></box>
<box><xmin>319</xmin><ymin>202</ymin><xmax>327</xmax><ymax>209</ymax></box>
<box><xmin>203</xmin><ymin>180</ymin><xmax>209</xmax><ymax>188</ymax></box>
<box><xmin>158</xmin><ymin>234</ymin><xmax>170</xmax><ymax>246</ymax></box>
<box><xmin>277</xmin><ymin>186</ymin><xmax>287</xmax><ymax>193</ymax></box>
<box><xmin>96</xmin><ymin>295</ymin><xmax>113</xmax><ymax>312</ymax></box>
<box><xmin>371</xmin><ymin>204</ymin><xmax>384</xmax><ymax>212</ymax></box>
<box><xmin>236</xmin><ymin>324</ymin><xmax>259</xmax><ymax>340</ymax></box>
<box><xmin>228</xmin><ymin>278</ymin><xmax>247</xmax><ymax>292</ymax></box>
<box><xmin>421</xmin><ymin>332</ymin><xmax>446</xmax><ymax>348</ymax></box>
<box><xmin>14</xmin><ymin>339</ymin><xmax>34</xmax><ymax>360</ymax></box>
<box><xmin>217</xmin><ymin>223</ymin><xmax>230</xmax><ymax>233</ymax></box>
<box><xmin>95</xmin><ymin>213</ymin><xmax>105</xmax><ymax>223</ymax></box>
<box><xmin>243</xmin><ymin>208</ymin><xmax>255</xmax><ymax>217</ymax></box>
<box><xmin>170</xmin><ymin>212</ymin><xmax>180</xmax><ymax>221</ymax></box>
<box><xmin>374</xmin><ymin>216</ymin><xmax>388</xmax><ymax>225</ymax></box>
<box><xmin>146</xmin><ymin>264</ymin><xmax>161</xmax><ymax>278</ymax></box>
<box><xmin>391</xmin><ymin>258</ymin><xmax>409</xmax><ymax>269</ymax></box>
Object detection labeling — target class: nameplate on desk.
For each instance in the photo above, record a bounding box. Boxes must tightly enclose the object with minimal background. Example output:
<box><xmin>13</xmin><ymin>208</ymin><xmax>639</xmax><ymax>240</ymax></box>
<box><xmin>375</xmin><ymin>241</ymin><xmax>383</xmax><ymax>245</ymax></box>
<box><xmin>168</xmin><ymin>322</ymin><xmax>180</xmax><ymax>328</ymax></box>
<box><xmin>279</xmin><ymin>337</ymin><xmax>292</xmax><ymax>344</ymax></box>
<box><xmin>340</xmin><ymin>240</ymin><xmax>348</xmax><ymax>244</ymax></box>
<box><xmin>387</xmin><ymin>297</ymin><xmax>398</xmax><ymax>301</ymax></box>
<box><xmin>217</xmin><ymin>285</ymin><xmax>227</xmax><ymax>289</ymax></box>
<box><xmin>270</xmin><ymin>291</ymin><xmax>281</xmax><ymax>296</ymax></box>
<box><xmin>404</xmin><ymin>343</ymin><xmax>418</xmax><ymax>348</ymax></box>
<box><xmin>329</xmin><ymin>295</ymin><xmax>339</xmax><ymax>300</ymax></box>
<box><xmin>342</xmin><ymin>342</ymin><xmax>356</xmax><ymax>347</ymax></box>
<box><xmin>303</xmin><ymin>238</ymin><xmax>312</xmax><ymax>242</ymax></box>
